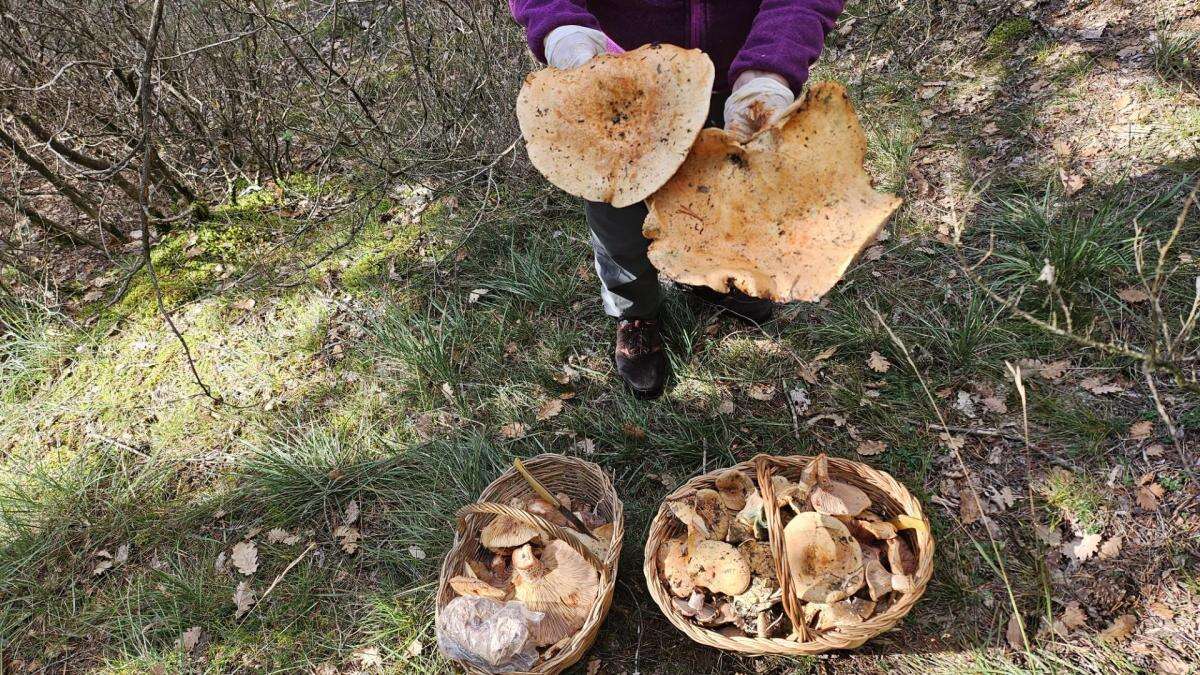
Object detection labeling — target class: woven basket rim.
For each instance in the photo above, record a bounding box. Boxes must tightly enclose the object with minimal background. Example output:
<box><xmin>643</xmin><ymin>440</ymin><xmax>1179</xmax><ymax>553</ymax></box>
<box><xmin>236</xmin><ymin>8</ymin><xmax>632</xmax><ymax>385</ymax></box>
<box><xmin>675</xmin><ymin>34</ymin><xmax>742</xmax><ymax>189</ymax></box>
<box><xmin>643</xmin><ymin>453</ymin><xmax>934</xmax><ymax>655</ymax></box>
<box><xmin>436</xmin><ymin>453</ymin><xmax>624</xmax><ymax>674</ymax></box>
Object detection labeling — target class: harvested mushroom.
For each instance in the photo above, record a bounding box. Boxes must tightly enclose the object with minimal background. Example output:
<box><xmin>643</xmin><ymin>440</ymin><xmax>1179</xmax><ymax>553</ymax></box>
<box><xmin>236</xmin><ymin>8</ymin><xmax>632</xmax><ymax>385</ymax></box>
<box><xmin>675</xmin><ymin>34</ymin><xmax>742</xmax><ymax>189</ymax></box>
<box><xmin>643</xmin><ymin>81</ymin><xmax>902</xmax><ymax>301</ymax></box>
<box><xmin>886</xmin><ymin>536</ymin><xmax>917</xmax><ymax>576</ymax></box>
<box><xmin>737</xmin><ymin>540</ymin><xmax>777</xmax><ymax>582</ymax></box>
<box><xmin>783</xmin><ymin>511</ymin><xmax>864</xmax><ymax>603</ymax></box>
<box><xmin>861</xmin><ymin>545</ymin><xmax>893</xmax><ymax>601</ymax></box>
<box><xmin>727</xmin><ymin>491</ymin><xmax>765</xmax><ymax>543</ymax></box>
<box><xmin>593</xmin><ymin>523</ymin><xmax>614</xmax><ymax>542</ymax></box>
<box><xmin>808</xmin><ymin>599</ymin><xmax>867</xmax><ymax>630</ymax></box>
<box><xmin>480</xmin><ymin>514</ymin><xmax>541</xmax><ymax>551</ymax></box>
<box><xmin>807</xmin><ymin>454</ymin><xmax>871</xmax><ymax>517</ymax></box>
<box><xmin>714</xmin><ymin>469</ymin><xmax>754</xmax><ymax>511</ymax></box>
<box><xmin>731</xmin><ymin>576</ymin><xmax>780</xmax><ymax>619</ymax></box>
<box><xmin>525</xmin><ymin>498</ymin><xmax>568</xmax><ymax>527</ymax></box>
<box><xmin>889</xmin><ymin>514</ymin><xmax>925</xmax><ymax>532</ymax></box>
<box><xmin>554</xmin><ymin>492</ymin><xmax>572</xmax><ymax>510</ymax></box>
<box><xmin>511</xmin><ymin>541</ymin><xmax>599</xmax><ymax>647</ymax></box>
<box><xmin>448</xmin><ymin>575</ymin><xmax>509</xmax><ymax>601</ymax></box>
<box><xmin>771</xmin><ymin>475</ymin><xmax>808</xmax><ymax>510</ymax></box>
<box><xmin>692</xmin><ymin>489</ymin><xmax>731</xmax><ymax>541</ymax></box>
<box><xmin>657</xmin><ymin>536</ymin><xmax>695</xmax><ymax>598</ymax></box>
<box><xmin>668</xmin><ymin>500</ymin><xmax>711</xmax><ymax>545</ymax></box>
<box><xmin>855</xmin><ymin>519</ymin><xmax>897</xmax><ymax>540</ymax></box>
<box><xmin>686</xmin><ymin>540</ymin><xmax>751</xmax><ymax>596</ymax></box>
<box><xmin>516</xmin><ymin>44</ymin><xmax>715</xmax><ymax>208</ymax></box>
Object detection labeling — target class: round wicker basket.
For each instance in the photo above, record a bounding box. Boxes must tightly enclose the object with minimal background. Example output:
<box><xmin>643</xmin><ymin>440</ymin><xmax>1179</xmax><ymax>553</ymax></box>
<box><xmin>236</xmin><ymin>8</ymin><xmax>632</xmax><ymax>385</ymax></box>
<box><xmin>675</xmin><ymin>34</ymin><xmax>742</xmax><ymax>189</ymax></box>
<box><xmin>436</xmin><ymin>453</ymin><xmax>624</xmax><ymax>674</ymax></box>
<box><xmin>643</xmin><ymin>453</ymin><xmax>933</xmax><ymax>655</ymax></box>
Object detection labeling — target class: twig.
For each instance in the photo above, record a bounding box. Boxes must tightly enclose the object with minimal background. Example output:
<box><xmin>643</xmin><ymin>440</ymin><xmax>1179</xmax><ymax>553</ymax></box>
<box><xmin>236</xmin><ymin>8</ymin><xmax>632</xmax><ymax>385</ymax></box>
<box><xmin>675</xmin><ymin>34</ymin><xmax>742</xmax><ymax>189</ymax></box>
<box><xmin>135</xmin><ymin>0</ymin><xmax>220</xmax><ymax>404</ymax></box>
<box><xmin>241</xmin><ymin>541</ymin><xmax>317</xmax><ymax>621</ymax></box>
<box><xmin>923</xmin><ymin>423</ymin><xmax>1023</xmax><ymax>442</ymax></box>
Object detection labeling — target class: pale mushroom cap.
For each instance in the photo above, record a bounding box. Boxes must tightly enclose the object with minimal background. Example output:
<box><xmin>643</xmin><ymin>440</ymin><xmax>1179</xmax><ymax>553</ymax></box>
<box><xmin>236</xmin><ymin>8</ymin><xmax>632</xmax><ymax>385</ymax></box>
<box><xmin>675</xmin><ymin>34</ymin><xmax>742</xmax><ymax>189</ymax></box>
<box><xmin>645</xmin><ymin>82</ymin><xmax>902</xmax><ymax>302</ymax></box>
<box><xmin>714</xmin><ymin>469</ymin><xmax>754</xmax><ymax>511</ymax></box>
<box><xmin>526</xmin><ymin>498</ymin><xmax>568</xmax><ymax>527</ymax></box>
<box><xmin>517</xmin><ymin>43</ymin><xmax>715</xmax><ymax>208</ymax></box>
<box><xmin>810</xmin><ymin>480</ymin><xmax>872</xmax><ymax>517</ymax></box>
<box><xmin>657</xmin><ymin>536</ymin><xmax>695</xmax><ymax>598</ymax></box>
<box><xmin>693</xmin><ymin>489</ymin><xmax>730</xmax><ymax>540</ymax></box>
<box><xmin>448</xmin><ymin>575</ymin><xmax>508</xmax><ymax>601</ymax></box>
<box><xmin>480</xmin><ymin>515</ymin><xmax>541</xmax><ymax>551</ymax></box>
<box><xmin>511</xmin><ymin>539</ymin><xmax>599</xmax><ymax>646</ymax></box>
<box><xmin>686</xmin><ymin>540</ymin><xmax>752</xmax><ymax>596</ymax></box>
<box><xmin>736</xmin><ymin>540</ymin><xmax>777</xmax><ymax>582</ymax></box>
<box><xmin>887</xmin><ymin>536</ymin><xmax>918</xmax><ymax>576</ymax></box>
<box><xmin>783</xmin><ymin>511</ymin><xmax>865</xmax><ymax>603</ymax></box>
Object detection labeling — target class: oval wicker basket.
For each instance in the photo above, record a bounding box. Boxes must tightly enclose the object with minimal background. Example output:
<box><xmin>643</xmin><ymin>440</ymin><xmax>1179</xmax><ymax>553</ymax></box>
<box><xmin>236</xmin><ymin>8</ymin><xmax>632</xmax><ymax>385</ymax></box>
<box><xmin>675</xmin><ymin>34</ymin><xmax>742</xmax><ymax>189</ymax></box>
<box><xmin>643</xmin><ymin>453</ymin><xmax>933</xmax><ymax>655</ymax></box>
<box><xmin>436</xmin><ymin>453</ymin><xmax>624</xmax><ymax>674</ymax></box>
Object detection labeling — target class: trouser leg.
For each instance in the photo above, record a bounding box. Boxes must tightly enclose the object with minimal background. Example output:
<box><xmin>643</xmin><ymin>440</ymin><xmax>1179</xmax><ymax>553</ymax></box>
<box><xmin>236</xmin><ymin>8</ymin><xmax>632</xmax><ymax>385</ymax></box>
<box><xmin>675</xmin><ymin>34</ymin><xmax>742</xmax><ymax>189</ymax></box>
<box><xmin>584</xmin><ymin>200</ymin><xmax>662</xmax><ymax>319</ymax></box>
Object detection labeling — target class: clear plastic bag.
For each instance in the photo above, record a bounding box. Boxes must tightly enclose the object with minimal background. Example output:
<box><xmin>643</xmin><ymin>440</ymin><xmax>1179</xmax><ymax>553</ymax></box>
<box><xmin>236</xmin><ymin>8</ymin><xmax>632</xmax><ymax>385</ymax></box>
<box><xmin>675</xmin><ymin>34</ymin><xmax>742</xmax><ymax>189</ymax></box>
<box><xmin>436</xmin><ymin>596</ymin><xmax>545</xmax><ymax>673</ymax></box>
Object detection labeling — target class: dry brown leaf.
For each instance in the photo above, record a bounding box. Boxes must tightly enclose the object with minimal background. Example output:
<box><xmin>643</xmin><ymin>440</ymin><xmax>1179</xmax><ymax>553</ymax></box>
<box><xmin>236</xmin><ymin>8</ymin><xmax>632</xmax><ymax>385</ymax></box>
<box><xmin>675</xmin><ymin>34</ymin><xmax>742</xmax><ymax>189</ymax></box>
<box><xmin>864</xmin><ymin>245</ymin><xmax>885</xmax><ymax>261</ymax></box>
<box><xmin>233</xmin><ymin>580</ymin><xmax>257</xmax><ymax>618</ymax></box>
<box><xmin>622</xmin><ymin>423</ymin><xmax>646</xmax><ymax>440</ymax></box>
<box><xmin>335</xmin><ymin>525</ymin><xmax>361</xmax><ymax>554</ymax></box>
<box><xmin>1064</xmin><ymin>533</ymin><xmax>1102</xmax><ymax>562</ymax></box>
<box><xmin>179</xmin><ymin>626</ymin><xmax>202</xmax><ymax>653</ymax></box>
<box><xmin>1061</xmin><ymin>601</ymin><xmax>1087</xmax><ymax>630</ymax></box>
<box><xmin>746</xmin><ymin>382</ymin><xmax>776</xmax><ymax>401</ymax></box>
<box><xmin>1006</xmin><ymin>613</ymin><xmax>1026</xmax><ymax>650</ymax></box>
<box><xmin>231</xmin><ymin>541</ymin><xmax>258</xmax><ymax>575</ymax></box>
<box><xmin>856</xmin><ymin>440</ymin><xmax>887</xmax><ymax>456</ymax></box>
<box><xmin>1147</xmin><ymin>602</ymin><xmax>1175</xmax><ymax>621</ymax></box>
<box><xmin>1080</xmin><ymin>375</ymin><xmax>1124</xmax><ymax>395</ymax></box>
<box><xmin>959</xmin><ymin>488</ymin><xmax>983</xmax><ymax>525</ymax></box>
<box><xmin>717</xmin><ymin>399</ymin><xmax>735</xmax><ymax>415</ymax></box>
<box><xmin>1118</xmin><ymin>287</ymin><xmax>1150</xmax><ymax>303</ymax></box>
<box><xmin>1128</xmin><ymin>420</ymin><xmax>1154</xmax><ymax>440</ymax></box>
<box><xmin>1098</xmin><ymin>614</ymin><xmax>1136</xmax><ymax>642</ymax></box>
<box><xmin>354</xmin><ymin>646</ymin><xmax>384</xmax><ymax>670</ymax></box>
<box><xmin>231</xmin><ymin>298</ymin><xmax>255</xmax><ymax>311</ymax></box>
<box><xmin>981</xmin><ymin>396</ymin><xmax>1008</xmax><ymax>414</ymax></box>
<box><xmin>537</xmin><ymin>399</ymin><xmax>564</xmax><ymax>421</ymax></box>
<box><xmin>499</xmin><ymin>421</ymin><xmax>528</xmax><ymax>439</ymax></box>
<box><xmin>1039</xmin><ymin>360</ymin><xmax>1070</xmax><ymax>380</ymax></box>
<box><xmin>867</xmin><ymin>351</ymin><xmax>892</xmax><ymax>373</ymax></box>
<box><xmin>1034</xmin><ymin>522</ymin><xmax>1062</xmax><ymax>547</ymax></box>
<box><xmin>939</xmin><ymin>432</ymin><xmax>966</xmax><ymax>451</ymax></box>
<box><xmin>345</xmin><ymin>499</ymin><xmax>360</xmax><ymax>525</ymax></box>
<box><xmin>267</xmin><ymin>528</ymin><xmax>300</xmax><ymax>546</ymax></box>
<box><xmin>408</xmin><ymin>545</ymin><xmax>427</xmax><ymax>560</ymax></box>
<box><xmin>1136</xmin><ymin>484</ymin><xmax>1161</xmax><ymax>510</ymax></box>
<box><xmin>1098</xmin><ymin>535</ymin><xmax>1123</xmax><ymax>560</ymax></box>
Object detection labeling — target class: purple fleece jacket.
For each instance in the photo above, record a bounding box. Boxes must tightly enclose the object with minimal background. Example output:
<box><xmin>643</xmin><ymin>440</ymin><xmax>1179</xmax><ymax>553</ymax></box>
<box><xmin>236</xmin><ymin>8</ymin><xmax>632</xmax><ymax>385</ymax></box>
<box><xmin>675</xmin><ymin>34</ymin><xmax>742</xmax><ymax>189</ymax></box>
<box><xmin>508</xmin><ymin>0</ymin><xmax>845</xmax><ymax>94</ymax></box>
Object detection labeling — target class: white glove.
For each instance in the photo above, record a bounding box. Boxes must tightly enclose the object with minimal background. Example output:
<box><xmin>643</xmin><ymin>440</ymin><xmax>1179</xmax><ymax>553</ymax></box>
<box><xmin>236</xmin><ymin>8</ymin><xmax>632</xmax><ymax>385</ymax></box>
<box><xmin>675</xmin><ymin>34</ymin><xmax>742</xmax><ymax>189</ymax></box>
<box><xmin>544</xmin><ymin>25</ymin><xmax>608</xmax><ymax>69</ymax></box>
<box><xmin>723</xmin><ymin>73</ymin><xmax>794</xmax><ymax>141</ymax></box>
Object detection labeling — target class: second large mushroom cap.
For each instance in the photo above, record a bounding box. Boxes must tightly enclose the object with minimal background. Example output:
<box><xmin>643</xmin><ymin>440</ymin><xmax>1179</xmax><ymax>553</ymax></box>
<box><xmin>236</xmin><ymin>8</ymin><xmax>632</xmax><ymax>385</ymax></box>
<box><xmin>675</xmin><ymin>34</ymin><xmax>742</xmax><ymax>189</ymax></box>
<box><xmin>511</xmin><ymin>540</ymin><xmax>600</xmax><ymax>647</ymax></box>
<box><xmin>783</xmin><ymin>511</ymin><xmax>864</xmax><ymax>604</ymax></box>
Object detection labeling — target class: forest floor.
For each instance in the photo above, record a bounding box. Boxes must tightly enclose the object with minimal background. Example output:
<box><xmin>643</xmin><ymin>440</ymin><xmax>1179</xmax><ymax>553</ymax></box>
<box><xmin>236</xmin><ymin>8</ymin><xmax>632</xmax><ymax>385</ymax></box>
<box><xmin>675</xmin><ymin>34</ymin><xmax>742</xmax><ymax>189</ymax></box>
<box><xmin>2</xmin><ymin>0</ymin><xmax>1199</xmax><ymax>673</ymax></box>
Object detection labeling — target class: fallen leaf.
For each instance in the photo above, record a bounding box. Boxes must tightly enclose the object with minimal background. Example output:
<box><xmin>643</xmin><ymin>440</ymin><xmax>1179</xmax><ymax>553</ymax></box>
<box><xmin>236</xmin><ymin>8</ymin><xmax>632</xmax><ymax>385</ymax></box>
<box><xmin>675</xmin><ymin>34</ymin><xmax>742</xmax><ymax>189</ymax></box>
<box><xmin>93</xmin><ymin>549</ymin><xmax>114</xmax><ymax>576</ymax></box>
<box><xmin>747</xmin><ymin>382</ymin><xmax>776</xmax><ymax>401</ymax></box>
<box><xmin>572</xmin><ymin>438</ymin><xmax>596</xmax><ymax>454</ymax></box>
<box><xmin>267</xmin><ymin>528</ymin><xmax>300</xmax><ymax>546</ymax></box>
<box><xmin>1006</xmin><ymin>613</ymin><xmax>1026</xmax><ymax>650</ymax></box>
<box><xmin>981</xmin><ymin>396</ymin><xmax>1008</xmax><ymax>414</ymax></box>
<box><xmin>960</xmin><ymin>487</ymin><xmax>983</xmax><ymax>525</ymax></box>
<box><xmin>1038</xmin><ymin>260</ymin><xmax>1056</xmax><ymax>285</ymax></box>
<box><xmin>233</xmin><ymin>580</ymin><xmax>257</xmax><ymax>618</ymax></box>
<box><xmin>867</xmin><ymin>351</ymin><xmax>892</xmax><ymax>373</ymax></box>
<box><xmin>1034</xmin><ymin>522</ymin><xmax>1062</xmax><ymax>547</ymax></box>
<box><xmin>408</xmin><ymin>545</ymin><xmax>426</xmax><ymax>560</ymax></box>
<box><xmin>345</xmin><ymin>499</ymin><xmax>360</xmax><ymax>525</ymax></box>
<box><xmin>1039</xmin><ymin>360</ymin><xmax>1069</xmax><ymax>380</ymax></box>
<box><xmin>864</xmin><ymin>245</ymin><xmax>885</xmax><ymax>261</ymax></box>
<box><xmin>1147</xmin><ymin>602</ymin><xmax>1175</xmax><ymax>621</ymax></box>
<box><xmin>1064</xmin><ymin>533</ymin><xmax>1102</xmax><ymax>562</ymax></box>
<box><xmin>717</xmin><ymin>399</ymin><xmax>735</xmax><ymax>415</ymax></box>
<box><xmin>1136</xmin><ymin>484</ymin><xmax>1161</xmax><ymax>510</ymax></box>
<box><xmin>231</xmin><ymin>541</ymin><xmax>258</xmax><ymax>575</ymax></box>
<box><xmin>114</xmin><ymin>544</ymin><xmax>130</xmax><ymax>565</ymax></box>
<box><xmin>1118</xmin><ymin>287</ymin><xmax>1150</xmax><ymax>303</ymax></box>
<box><xmin>355</xmin><ymin>646</ymin><xmax>384</xmax><ymax>669</ymax></box>
<box><xmin>787</xmin><ymin>387</ymin><xmax>811</xmax><ymax>415</ymax></box>
<box><xmin>334</xmin><ymin>525</ymin><xmax>361</xmax><ymax>554</ymax></box>
<box><xmin>231</xmin><ymin>298</ymin><xmax>255</xmax><ymax>311</ymax></box>
<box><xmin>1080</xmin><ymin>375</ymin><xmax>1124</xmax><ymax>395</ymax></box>
<box><xmin>1061</xmin><ymin>601</ymin><xmax>1087</xmax><ymax>630</ymax></box>
<box><xmin>1059</xmin><ymin>168</ymin><xmax>1086</xmax><ymax>196</ymax></box>
<box><xmin>856</xmin><ymin>439</ymin><xmax>887</xmax><ymax>456</ymax></box>
<box><xmin>954</xmin><ymin>390</ymin><xmax>977</xmax><ymax>418</ymax></box>
<box><xmin>537</xmin><ymin>399</ymin><xmax>564</xmax><ymax>421</ymax></box>
<box><xmin>406</xmin><ymin>639</ymin><xmax>424</xmax><ymax>658</ymax></box>
<box><xmin>1052</xmin><ymin>139</ymin><xmax>1072</xmax><ymax>157</ymax></box>
<box><xmin>467</xmin><ymin>288</ymin><xmax>489</xmax><ymax>304</ymax></box>
<box><xmin>1144</xmin><ymin>443</ymin><xmax>1165</xmax><ymax>458</ymax></box>
<box><xmin>1098</xmin><ymin>535</ymin><xmax>1123</xmax><ymax>559</ymax></box>
<box><xmin>814</xmin><ymin>346</ymin><xmax>838</xmax><ymax>361</ymax></box>
<box><xmin>622</xmin><ymin>423</ymin><xmax>646</xmax><ymax>440</ymax></box>
<box><xmin>499</xmin><ymin>421</ymin><xmax>528</xmax><ymax>439</ymax></box>
<box><xmin>1079</xmin><ymin>21</ymin><xmax>1107</xmax><ymax>40</ymax></box>
<box><xmin>552</xmin><ymin>364</ymin><xmax>577</xmax><ymax>384</ymax></box>
<box><xmin>1128</xmin><ymin>420</ymin><xmax>1154</xmax><ymax>440</ymax></box>
<box><xmin>1098</xmin><ymin>614</ymin><xmax>1136</xmax><ymax>642</ymax></box>
<box><xmin>179</xmin><ymin>626</ymin><xmax>202</xmax><ymax>653</ymax></box>
<box><xmin>440</xmin><ymin>381</ymin><xmax>455</xmax><ymax>402</ymax></box>
<box><xmin>939</xmin><ymin>432</ymin><xmax>965</xmax><ymax>451</ymax></box>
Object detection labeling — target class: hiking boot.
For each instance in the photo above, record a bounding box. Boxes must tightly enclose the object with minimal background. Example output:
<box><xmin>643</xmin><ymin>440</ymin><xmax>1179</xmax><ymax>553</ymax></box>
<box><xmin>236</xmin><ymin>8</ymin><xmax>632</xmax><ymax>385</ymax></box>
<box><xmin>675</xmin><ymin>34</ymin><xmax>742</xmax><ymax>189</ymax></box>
<box><xmin>615</xmin><ymin>318</ymin><xmax>667</xmax><ymax>399</ymax></box>
<box><xmin>686</xmin><ymin>285</ymin><xmax>775</xmax><ymax>324</ymax></box>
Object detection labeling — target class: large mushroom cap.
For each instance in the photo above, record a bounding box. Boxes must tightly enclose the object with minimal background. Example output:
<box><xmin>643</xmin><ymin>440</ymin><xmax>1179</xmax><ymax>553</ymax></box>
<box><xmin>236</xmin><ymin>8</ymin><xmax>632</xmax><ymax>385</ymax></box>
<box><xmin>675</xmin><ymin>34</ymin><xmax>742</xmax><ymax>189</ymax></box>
<box><xmin>516</xmin><ymin>43</ymin><xmax>714</xmax><ymax>208</ymax></box>
<box><xmin>480</xmin><ymin>514</ymin><xmax>541</xmax><ymax>551</ymax></box>
<box><xmin>657</xmin><ymin>536</ymin><xmax>695</xmax><ymax>598</ymax></box>
<box><xmin>686</xmin><ymin>540</ymin><xmax>752</xmax><ymax>596</ymax></box>
<box><xmin>644</xmin><ymin>81</ymin><xmax>902</xmax><ymax>302</ymax></box>
<box><xmin>714</xmin><ymin>469</ymin><xmax>755</xmax><ymax>511</ymax></box>
<box><xmin>449</xmin><ymin>575</ymin><xmax>509</xmax><ymax>601</ymax></box>
<box><xmin>511</xmin><ymin>540</ymin><xmax>599</xmax><ymax>646</ymax></box>
<box><xmin>783</xmin><ymin>511</ymin><xmax>864</xmax><ymax>603</ymax></box>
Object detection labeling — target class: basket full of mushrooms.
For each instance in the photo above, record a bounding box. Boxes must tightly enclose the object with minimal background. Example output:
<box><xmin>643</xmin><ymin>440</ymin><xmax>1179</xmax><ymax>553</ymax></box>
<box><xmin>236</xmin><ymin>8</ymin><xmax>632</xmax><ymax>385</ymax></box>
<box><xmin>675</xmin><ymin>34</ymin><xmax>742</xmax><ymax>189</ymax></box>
<box><xmin>436</xmin><ymin>454</ymin><xmax>623</xmax><ymax>674</ymax></box>
<box><xmin>644</xmin><ymin>453</ymin><xmax>933</xmax><ymax>655</ymax></box>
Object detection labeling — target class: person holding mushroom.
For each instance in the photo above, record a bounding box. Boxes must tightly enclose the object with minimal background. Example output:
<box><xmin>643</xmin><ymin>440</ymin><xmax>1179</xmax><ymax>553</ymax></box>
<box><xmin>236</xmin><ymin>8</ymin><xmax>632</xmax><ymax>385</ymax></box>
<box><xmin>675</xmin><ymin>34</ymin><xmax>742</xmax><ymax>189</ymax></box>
<box><xmin>508</xmin><ymin>0</ymin><xmax>847</xmax><ymax>399</ymax></box>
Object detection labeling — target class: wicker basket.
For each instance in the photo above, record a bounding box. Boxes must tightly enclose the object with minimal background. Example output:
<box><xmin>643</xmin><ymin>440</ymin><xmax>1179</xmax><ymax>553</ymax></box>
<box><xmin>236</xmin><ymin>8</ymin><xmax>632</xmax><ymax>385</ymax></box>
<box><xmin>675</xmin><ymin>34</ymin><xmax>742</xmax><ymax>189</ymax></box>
<box><xmin>436</xmin><ymin>453</ymin><xmax>624</xmax><ymax>674</ymax></box>
<box><xmin>644</xmin><ymin>453</ymin><xmax>933</xmax><ymax>655</ymax></box>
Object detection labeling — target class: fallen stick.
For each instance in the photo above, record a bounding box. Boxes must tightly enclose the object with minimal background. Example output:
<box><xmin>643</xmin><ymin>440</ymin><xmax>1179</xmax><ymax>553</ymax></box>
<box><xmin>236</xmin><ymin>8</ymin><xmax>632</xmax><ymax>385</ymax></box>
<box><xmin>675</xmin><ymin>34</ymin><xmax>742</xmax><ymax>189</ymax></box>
<box><xmin>924</xmin><ymin>423</ymin><xmax>1023</xmax><ymax>442</ymax></box>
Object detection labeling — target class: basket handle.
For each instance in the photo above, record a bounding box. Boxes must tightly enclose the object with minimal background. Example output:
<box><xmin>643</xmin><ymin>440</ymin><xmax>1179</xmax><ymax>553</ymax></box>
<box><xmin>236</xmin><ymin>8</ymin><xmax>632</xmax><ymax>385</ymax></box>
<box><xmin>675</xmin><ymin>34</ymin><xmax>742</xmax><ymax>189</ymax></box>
<box><xmin>456</xmin><ymin>501</ymin><xmax>604</xmax><ymax>571</ymax></box>
<box><xmin>754</xmin><ymin>454</ymin><xmax>811</xmax><ymax>643</ymax></box>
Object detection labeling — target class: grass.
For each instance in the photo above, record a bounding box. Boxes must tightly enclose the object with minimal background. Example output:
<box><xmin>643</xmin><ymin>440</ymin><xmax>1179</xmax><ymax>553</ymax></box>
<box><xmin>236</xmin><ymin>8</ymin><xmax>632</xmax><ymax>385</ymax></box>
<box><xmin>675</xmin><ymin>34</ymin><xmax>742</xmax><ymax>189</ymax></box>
<box><xmin>3</xmin><ymin>1</ymin><xmax>1200</xmax><ymax>673</ymax></box>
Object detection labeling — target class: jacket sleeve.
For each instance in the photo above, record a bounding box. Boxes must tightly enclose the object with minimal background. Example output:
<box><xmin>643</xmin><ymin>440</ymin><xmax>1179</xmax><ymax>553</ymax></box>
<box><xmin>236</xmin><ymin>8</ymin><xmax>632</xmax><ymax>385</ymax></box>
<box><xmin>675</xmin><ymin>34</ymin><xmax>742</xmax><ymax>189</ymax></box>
<box><xmin>509</xmin><ymin>0</ymin><xmax>603</xmax><ymax>63</ymax></box>
<box><xmin>729</xmin><ymin>0</ymin><xmax>845</xmax><ymax>92</ymax></box>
